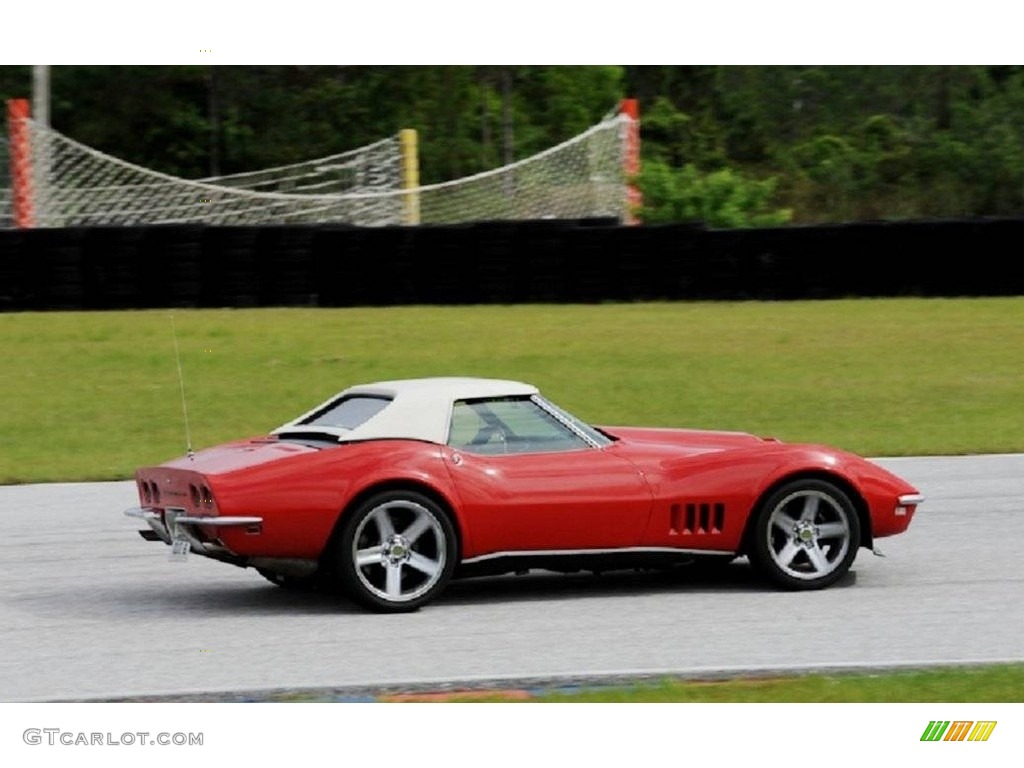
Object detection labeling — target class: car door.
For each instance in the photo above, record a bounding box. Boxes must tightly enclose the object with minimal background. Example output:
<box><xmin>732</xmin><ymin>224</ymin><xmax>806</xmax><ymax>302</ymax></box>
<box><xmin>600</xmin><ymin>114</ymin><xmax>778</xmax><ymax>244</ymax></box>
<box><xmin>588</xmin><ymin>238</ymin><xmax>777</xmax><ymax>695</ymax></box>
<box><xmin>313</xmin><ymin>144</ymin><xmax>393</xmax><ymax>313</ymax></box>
<box><xmin>442</xmin><ymin>397</ymin><xmax>653</xmax><ymax>555</ymax></box>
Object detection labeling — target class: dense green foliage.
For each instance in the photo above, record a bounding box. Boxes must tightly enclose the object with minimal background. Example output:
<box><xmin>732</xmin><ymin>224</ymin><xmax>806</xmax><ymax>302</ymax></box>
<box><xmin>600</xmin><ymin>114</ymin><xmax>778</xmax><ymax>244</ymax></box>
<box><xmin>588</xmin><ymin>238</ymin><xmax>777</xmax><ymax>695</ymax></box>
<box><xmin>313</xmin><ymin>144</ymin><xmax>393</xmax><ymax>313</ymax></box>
<box><xmin>3</xmin><ymin>65</ymin><xmax>1024</xmax><ymax>224</ymax></box>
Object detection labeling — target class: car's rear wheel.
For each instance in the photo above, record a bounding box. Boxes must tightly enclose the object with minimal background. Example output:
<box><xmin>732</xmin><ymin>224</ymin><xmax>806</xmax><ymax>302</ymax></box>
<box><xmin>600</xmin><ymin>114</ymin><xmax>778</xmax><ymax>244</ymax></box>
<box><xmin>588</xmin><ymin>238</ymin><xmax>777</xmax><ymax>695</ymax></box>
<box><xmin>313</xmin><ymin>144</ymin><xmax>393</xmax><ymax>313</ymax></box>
<box><xmin>257</xmin><ymin>569</ymin><xmax>319</xmax><ymax>592</ymax></box>
<box><xmin>749</xmin><ymin>479</ymin><xmax>861</xmax><ymax>590</ymax></box>
<box><xmin>336</xmin><ymin>490</ymin><xmax>457</xmax><ymax>613</ymax></box>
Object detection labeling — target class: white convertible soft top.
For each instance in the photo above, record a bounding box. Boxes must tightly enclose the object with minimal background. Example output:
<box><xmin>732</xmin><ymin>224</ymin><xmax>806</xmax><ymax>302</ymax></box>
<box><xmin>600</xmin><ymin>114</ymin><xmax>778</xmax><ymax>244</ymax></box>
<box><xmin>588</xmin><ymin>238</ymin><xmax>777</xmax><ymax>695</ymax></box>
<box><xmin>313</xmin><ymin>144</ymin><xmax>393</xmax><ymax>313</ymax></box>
<box><xmin>272</xmin><ymin>377</ymin><xmax>539</xmax><ymax>444</ymax></box>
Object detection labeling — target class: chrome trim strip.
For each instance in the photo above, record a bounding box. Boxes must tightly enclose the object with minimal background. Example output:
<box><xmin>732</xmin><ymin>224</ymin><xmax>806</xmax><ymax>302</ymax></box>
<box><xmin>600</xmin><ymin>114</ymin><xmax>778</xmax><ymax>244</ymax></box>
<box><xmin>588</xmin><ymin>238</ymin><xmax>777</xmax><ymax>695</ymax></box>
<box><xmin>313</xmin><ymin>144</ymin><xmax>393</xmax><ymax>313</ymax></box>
<box><xmin>175</xmin><ymin>516</ymin><xmax>263</xmax><ymax>526</ymax></box>
<box><xmin>124</xmin><ymin>506</ymin><xmax>172</xmax><ymax>543</ymax></box>
<box><xmin>124</xmin><ymin>506</ymin><xmax>160</xmax><ymax>520</ymax></box>
<box><xmin>897</xmin><ymin>494</ymin><xmax>925</xmax><ymax>506</ymax></box>
<box><xmin>124</xmin><ymin>508</ymin><xmax>262</xmax><ymax>527</ymax></box>
<box><xmin>462</xmin><ymin>545</ymin><xmax>735</xmax><ymax>564</ymax></box>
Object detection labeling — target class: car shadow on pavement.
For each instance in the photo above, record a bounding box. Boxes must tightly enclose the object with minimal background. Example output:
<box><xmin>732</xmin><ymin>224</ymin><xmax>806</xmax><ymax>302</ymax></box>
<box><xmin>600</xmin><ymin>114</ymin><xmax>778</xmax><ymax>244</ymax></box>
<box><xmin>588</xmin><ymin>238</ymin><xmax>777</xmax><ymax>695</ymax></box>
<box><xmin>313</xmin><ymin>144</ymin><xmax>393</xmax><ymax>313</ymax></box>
<box><xmin>436</xmin><ymin>560</ymin><xmax>840</xmax><ymax>607</ymax></box>
<box><xmin>10</xmin><ymin>561</ymin><xmax>856</xmax><ymax>618</ymax></box>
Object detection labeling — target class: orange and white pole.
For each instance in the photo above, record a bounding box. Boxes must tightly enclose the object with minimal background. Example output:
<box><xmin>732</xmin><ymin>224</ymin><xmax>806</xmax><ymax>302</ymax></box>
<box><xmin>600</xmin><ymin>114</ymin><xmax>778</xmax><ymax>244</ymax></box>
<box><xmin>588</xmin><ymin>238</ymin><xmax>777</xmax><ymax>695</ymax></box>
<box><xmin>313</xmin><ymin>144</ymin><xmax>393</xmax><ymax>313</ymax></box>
<box><xmin>6</xmin><ymin>98</ymin><xmax>34</xmax><ymax>229</ymax></box>
<box><xmin>620</xmin><ymin>98</ymin><xmax>641</xmax><ymax>225</ymax></box>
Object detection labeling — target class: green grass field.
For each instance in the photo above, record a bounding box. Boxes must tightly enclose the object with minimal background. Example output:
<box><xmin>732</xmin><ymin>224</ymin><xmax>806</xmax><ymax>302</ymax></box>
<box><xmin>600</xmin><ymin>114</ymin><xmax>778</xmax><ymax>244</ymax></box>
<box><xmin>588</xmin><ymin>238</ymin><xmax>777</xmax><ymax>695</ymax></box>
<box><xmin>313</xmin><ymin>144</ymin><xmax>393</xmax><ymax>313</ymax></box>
<box><xmin>538</xmin><ymin>665</ymin><xmax>1024</xmax><ymax>702</ymax></box>
<box><xmin>380</xmin><ymin>664</ymin><xmax>1024</xmax><ymax>703</ymax></box>
<box><xmin>3</xmin><ymin>297</ymin><xmax>1024</xmax><ymax>484</ymax></box>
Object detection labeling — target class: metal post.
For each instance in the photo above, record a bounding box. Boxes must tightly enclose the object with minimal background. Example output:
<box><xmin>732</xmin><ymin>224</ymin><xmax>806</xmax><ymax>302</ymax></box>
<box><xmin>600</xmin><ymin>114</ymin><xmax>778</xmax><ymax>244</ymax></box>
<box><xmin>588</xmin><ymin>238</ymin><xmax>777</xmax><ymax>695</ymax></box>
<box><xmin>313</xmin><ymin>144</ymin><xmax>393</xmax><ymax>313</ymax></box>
<box><xmin>399</xmin><ymin>129</ymin><xmax>420</xmax><ymax>225</ymax></box>
<box><xmin>7</xmin><ymin>99</ymin><xmax>34</xmax><ymax>228</ymax></box>
<box><xmin>32</xmin><ymin>66</ymin><xmax>51</xmax><ymax>225</ymax></box>
<box><xmin>620</xmin><ymin>98</ymin><xmax>641</xmax><ymax>225</ymax></box>
<box><xmin>32</xmin><ymin>66</ymin><xmax>50</xmax><ymax>128</ymax></box>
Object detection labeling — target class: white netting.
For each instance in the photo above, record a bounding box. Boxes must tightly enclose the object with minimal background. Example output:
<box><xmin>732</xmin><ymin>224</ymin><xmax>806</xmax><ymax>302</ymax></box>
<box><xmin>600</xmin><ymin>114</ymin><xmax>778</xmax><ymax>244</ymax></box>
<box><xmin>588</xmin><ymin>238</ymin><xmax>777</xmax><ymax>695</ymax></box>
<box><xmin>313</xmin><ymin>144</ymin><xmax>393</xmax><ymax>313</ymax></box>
<box><xmin>0</xmin><ymin>137</ymin><xmax>11</xmax><ymax>228</ymax></box>
<box><xmin>413</xmin><ymin>112</ymin><xmax>630</xmax><ymax>224</ymax></box>
<box><xmin>10</xmin><ymin>109</ymin><xmax>630</xmax><ymax>227</ymax></box>
<box><xmin>198</xmin><ymin>138</ymin><xmax>401</xmax><ymax>195</ymax></box>
<box><xmin>23</xmin><ymin>127</ymin><xmax>405</xmax><ymax>227</ymax></box>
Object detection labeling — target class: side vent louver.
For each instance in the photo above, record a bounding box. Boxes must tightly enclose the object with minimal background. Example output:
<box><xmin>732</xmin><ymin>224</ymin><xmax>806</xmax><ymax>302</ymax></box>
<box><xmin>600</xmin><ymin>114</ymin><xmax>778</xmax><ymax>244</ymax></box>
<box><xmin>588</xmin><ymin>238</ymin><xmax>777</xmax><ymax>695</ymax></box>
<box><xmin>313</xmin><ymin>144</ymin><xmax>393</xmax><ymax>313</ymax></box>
<box><xmin>670</xmin><ymin>502</ymin><xmax>725</xmax><ymax>535</ymax></box>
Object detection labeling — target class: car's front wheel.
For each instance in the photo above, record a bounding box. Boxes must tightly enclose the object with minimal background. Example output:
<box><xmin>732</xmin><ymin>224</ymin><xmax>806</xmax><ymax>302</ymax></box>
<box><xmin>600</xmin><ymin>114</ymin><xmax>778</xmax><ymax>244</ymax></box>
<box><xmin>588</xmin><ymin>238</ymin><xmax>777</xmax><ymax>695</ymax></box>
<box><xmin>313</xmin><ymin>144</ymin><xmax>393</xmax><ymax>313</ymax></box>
<box><xmin>749</xmin><ymin>478</ymin><xmax>861</xmax><ymax>590</ymax></box>
<box><xmin>335</xmin><ymin>490</ymin><xmax>457</xmax><ymax>613</ymax></box>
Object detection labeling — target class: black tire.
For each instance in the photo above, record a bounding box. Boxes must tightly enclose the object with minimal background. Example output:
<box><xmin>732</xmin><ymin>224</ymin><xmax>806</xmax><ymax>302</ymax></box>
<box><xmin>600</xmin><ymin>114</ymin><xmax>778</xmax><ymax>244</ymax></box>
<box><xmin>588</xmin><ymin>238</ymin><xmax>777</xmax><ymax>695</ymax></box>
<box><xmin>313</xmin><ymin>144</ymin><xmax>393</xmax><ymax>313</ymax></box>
<box><xmin>335</xmin><ymin>490</ymin><xmax>457</xmax><ymax>613</ymax></box>
<box><xmin>257</xmin><ymin>569</ymin><xmax>320</xmax><ymax>592</ymax></box>
<box><xmin>748</xmin><ymin>478</ymin><xmax>861</xmax><ymax>590</ymax></box>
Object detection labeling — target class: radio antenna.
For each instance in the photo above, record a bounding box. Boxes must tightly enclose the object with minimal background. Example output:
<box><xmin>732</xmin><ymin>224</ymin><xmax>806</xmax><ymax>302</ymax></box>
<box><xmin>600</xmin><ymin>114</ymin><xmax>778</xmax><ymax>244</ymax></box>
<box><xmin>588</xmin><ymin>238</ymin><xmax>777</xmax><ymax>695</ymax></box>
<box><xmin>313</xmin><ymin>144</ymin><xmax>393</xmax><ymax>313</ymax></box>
<box><xmin>170</xmin><ymin>313</ymin><xmax>195</xmax><ymax>460</ymax></box>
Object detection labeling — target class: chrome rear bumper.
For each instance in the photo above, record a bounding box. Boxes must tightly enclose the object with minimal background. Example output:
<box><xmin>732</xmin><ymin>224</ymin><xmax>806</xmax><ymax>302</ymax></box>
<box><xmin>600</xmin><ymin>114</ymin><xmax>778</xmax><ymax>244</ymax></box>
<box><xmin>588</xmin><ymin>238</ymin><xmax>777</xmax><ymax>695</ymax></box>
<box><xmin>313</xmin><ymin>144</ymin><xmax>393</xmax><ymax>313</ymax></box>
<box><xmin>124</xmin><ymin>507</ymin><xmax>316</xmax><ymax>578</ymax></box>
<box><xmin>124</xmin><ymin>506</ymin><xmax>263</xmax><ymax>555</ymax></box>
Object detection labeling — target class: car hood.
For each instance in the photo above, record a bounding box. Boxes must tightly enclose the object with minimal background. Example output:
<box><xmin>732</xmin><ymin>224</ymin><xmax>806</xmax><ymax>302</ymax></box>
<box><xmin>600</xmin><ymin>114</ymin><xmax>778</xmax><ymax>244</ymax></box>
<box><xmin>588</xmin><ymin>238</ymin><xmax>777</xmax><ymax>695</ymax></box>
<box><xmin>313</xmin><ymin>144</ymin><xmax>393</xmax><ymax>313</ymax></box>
<box><xmin>600</xmin><ymin>426</ymin><xmax>773</xmax><ymax>455</ymax></box>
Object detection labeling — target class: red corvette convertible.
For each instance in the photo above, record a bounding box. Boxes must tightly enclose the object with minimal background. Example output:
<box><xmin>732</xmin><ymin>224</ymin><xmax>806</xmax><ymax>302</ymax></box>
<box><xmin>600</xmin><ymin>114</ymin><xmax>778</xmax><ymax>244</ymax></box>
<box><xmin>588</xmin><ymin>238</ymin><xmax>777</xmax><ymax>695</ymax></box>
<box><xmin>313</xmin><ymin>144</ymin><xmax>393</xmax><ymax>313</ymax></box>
<box><xmin>125</xmin><ymin>377</ymin><xmax>923</xmax><ymax>612</ymax></box>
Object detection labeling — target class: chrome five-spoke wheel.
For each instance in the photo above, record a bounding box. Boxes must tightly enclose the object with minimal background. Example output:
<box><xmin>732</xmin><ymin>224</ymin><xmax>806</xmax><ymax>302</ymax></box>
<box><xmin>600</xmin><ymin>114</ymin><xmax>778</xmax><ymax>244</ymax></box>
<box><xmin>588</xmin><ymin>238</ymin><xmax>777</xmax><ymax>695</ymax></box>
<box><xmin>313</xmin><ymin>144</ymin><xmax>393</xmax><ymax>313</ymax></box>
<box><xmin>337</xmin><ymin>490</ymin><xmax>457</xmax><ymax>612</ymax></box>
<box><xmin>750</xmin><ymin>479</ymin><xmax>861</xmax><ymax>590</ymax></box>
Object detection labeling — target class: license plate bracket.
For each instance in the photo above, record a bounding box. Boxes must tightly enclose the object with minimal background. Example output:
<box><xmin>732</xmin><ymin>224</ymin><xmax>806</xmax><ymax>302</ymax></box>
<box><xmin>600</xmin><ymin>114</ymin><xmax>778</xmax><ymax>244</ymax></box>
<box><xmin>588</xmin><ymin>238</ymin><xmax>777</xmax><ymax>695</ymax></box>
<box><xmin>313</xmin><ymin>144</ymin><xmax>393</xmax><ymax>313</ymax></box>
<box><xmin>169</xmin><ymin>538</ymin><xmax>190</xmax><ymax>561</ymax></box>
<box><xmin>164</xmin><ymin>508</ymin><xmax>189</xmax><ymax>561</ymax></box>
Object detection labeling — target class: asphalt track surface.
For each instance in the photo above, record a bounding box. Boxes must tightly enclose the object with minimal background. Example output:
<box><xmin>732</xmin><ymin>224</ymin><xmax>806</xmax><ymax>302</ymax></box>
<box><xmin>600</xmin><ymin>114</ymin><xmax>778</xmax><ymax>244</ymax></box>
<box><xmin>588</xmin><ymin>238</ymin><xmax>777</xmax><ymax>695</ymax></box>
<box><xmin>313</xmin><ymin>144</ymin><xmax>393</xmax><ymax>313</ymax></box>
<box><xmin>1</xmin><ymin>454</ymin><xmax>1021</xmax><ymax>702</ymax></box>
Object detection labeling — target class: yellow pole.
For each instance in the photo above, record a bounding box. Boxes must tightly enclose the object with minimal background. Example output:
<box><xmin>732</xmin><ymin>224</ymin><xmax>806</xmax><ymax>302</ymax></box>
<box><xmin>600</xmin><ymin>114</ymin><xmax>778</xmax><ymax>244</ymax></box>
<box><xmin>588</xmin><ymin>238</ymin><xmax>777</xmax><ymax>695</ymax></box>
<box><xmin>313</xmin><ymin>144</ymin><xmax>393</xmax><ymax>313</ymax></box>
<box><xmin>399</xmin><ymin>128</ymin><xmax>420</xmax><ymax>225</ymax></box>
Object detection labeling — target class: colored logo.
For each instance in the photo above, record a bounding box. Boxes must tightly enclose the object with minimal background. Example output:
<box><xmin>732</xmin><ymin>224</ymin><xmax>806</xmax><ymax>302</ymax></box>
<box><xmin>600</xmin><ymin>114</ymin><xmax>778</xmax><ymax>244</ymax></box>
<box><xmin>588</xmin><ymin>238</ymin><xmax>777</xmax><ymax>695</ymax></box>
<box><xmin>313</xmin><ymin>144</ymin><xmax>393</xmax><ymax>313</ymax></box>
<box><xmin>921</xmin><ymin>721</ymin><xmax>997</xmax><ymax>742</ymax></box>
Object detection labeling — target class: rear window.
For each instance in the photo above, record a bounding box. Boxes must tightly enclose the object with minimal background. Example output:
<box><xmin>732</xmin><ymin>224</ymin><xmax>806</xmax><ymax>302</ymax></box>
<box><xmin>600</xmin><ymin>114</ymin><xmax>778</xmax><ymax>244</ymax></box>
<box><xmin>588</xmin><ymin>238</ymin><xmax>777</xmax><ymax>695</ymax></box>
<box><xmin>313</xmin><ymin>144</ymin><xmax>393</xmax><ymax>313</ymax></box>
<box><xmin>300</xmin><ymin>395</ymin><xmax>391</xmax><ymax>430</ymax></box>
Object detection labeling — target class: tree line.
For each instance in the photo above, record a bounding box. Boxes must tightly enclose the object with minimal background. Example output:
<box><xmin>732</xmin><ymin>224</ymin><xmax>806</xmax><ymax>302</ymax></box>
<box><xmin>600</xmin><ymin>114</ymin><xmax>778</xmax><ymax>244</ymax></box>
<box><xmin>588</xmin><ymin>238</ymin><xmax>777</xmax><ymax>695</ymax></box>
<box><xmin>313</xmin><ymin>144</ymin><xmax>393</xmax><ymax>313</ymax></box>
<box><xmin>3</xmin><ymin>65</ymin><xmax>1023</xmax><ymax>227</ymax></box>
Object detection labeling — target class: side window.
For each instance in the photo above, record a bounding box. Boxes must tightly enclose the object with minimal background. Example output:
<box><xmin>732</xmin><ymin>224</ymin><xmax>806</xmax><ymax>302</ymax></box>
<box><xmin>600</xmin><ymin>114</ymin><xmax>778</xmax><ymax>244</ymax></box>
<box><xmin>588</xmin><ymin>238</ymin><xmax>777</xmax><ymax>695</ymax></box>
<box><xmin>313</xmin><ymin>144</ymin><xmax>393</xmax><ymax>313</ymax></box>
<box><xmin>448</xmin><ymin>401</ymin><xmax>488</xmax><ymax>449</ymax></box>
<box><xmin>448</xmin><ymin>398</ymin><xmax>590</xmax><ymax>454</ymax></box>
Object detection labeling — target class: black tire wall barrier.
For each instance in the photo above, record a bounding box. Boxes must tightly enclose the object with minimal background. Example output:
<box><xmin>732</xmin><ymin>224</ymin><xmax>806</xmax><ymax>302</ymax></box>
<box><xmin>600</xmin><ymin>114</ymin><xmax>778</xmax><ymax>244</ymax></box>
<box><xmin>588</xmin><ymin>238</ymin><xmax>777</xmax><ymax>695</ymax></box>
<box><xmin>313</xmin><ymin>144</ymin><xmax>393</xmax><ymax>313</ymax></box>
<box><xmin>1</xmin><ymin>217</ymin><xmax>1023</xmax><ymax>311</ymax></box>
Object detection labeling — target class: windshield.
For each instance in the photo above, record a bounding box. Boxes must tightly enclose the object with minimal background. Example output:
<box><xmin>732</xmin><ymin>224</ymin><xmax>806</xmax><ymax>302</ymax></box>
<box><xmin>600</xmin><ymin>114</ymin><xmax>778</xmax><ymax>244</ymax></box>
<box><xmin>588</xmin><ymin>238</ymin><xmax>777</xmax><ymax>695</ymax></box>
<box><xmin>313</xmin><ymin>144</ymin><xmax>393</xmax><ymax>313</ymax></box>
<box><xmin>533</xmin><ymin>395</ymin><xmax>613</xmax><ymax>447</ymax></box>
